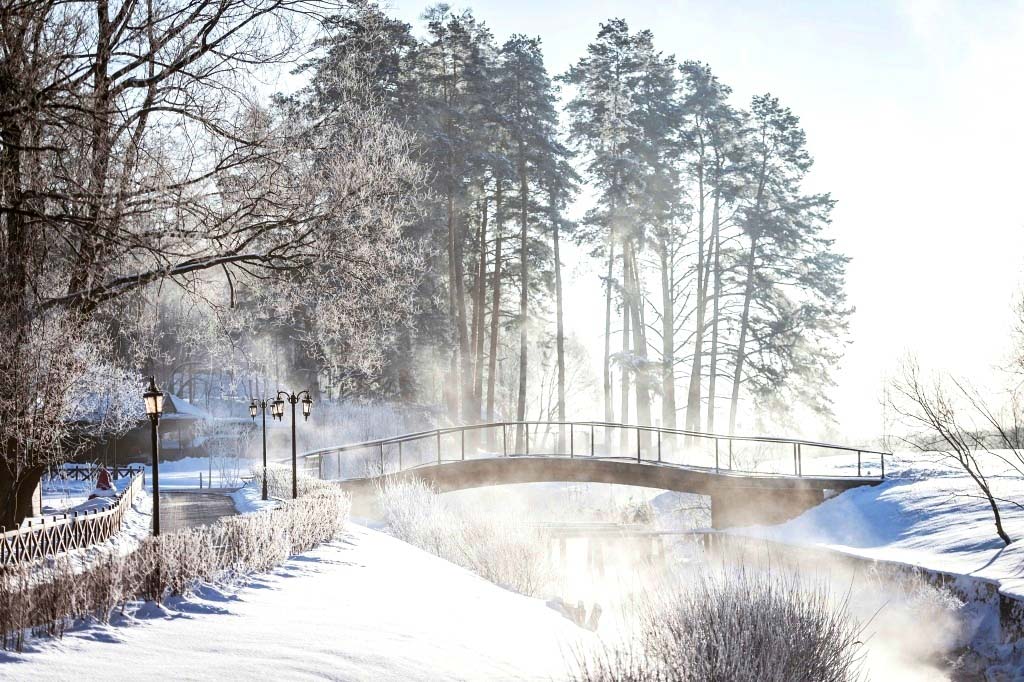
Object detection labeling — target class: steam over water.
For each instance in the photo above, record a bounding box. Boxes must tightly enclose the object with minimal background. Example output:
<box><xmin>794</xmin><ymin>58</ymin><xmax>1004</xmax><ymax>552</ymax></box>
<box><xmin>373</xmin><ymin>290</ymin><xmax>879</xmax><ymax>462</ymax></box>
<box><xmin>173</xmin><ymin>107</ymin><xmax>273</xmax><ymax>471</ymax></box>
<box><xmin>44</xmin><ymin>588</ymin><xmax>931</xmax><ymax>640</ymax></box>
<box><xmin>438</xmin><ymin>483</ymin><xmax>1007</xmax><ymax>681</ymax></box>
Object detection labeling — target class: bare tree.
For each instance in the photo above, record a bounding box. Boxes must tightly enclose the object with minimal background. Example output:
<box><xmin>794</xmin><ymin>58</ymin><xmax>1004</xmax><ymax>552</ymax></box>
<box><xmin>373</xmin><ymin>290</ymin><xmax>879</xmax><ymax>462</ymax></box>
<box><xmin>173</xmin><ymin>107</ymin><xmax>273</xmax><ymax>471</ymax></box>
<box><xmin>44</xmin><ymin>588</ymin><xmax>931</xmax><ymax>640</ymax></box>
<box><xmin>888</xmin><ymin>357</ymin><xmax>1013</xmax><ymax>546</ymax></box>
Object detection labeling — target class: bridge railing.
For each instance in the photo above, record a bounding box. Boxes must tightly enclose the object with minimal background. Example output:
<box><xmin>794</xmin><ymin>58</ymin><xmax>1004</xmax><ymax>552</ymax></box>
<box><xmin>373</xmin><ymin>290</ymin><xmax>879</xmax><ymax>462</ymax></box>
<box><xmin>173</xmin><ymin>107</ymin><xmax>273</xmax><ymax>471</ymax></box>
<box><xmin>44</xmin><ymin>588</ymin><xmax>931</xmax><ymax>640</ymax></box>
<box><xmin>299</xmin><ymin>421</ymin><xmax>888</xmax><ymax>483</ymax></box>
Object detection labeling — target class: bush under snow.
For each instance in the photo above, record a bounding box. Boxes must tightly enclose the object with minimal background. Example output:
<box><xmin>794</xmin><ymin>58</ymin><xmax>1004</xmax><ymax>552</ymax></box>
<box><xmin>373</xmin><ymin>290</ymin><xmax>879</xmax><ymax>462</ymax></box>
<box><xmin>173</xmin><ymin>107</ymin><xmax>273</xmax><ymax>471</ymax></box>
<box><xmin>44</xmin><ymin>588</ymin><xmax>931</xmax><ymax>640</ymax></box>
<box><xmin>377</xmin><ymin>478</ymin><xmax>552</xmax><ymax>597</ymax></box>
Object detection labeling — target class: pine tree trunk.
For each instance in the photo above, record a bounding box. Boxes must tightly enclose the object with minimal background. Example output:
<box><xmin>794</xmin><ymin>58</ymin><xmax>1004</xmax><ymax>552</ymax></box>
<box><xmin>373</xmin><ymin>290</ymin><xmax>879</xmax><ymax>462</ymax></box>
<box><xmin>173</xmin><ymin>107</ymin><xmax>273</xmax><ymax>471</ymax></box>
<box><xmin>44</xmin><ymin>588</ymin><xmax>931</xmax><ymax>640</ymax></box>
<box><xmin>454</xmin><ymin>213</ymin><xmax>472</xmax><ymax>422</ymax></box>
<box><xmin>707</xmin><ymin>195</ymin><xmax>722</xmax><ymax>432</ymax></box>
<box><xmin>515</xmin><ymin>153</ymin><xmax>529</xmax><ymax>451</ymax></box>
<box><xmin>626</xmin><ymin>244</ymin><xmax>651</xmax><ymax>446</ymax></box>
<box><xmin>729</xmin><ymin>234</ymin><xmax>758</xmax><ymax>434</ymax></box>
<box><xmin>620</xmin><ymin>263</ymin><xmax>631</xmax><ymax>451</ymax></box>
<box><xmin>685</xmin><ymin>157</ymin><xmax>707</xmax><ymax>432</ymax></box>
<box><xmin>658</xmin><ymin>235</ymin><xmax>676</xmax><ymax>429</ymax></box>
<box><xmin>486</xmin><ymin>183</ymin><xmax>504</xmax><ymax>423</ymax></box>
<box><xmin>472</xmin><ymin>191</ymin><xmax>489</xmax><ymax>419</ymax></box>
<box><xmin>730</xmin><ymin>148</ymin><xmax>770</xmax><ymax>435</ymax></box>
<box><xmin>603</xmin><ymin>239</ymin><xmax>616</xmax><ymax>423</ymax></box>
<box><xmin>552</xmin><ymin>200</ymin><xmax>567</xmax><ymax>450</ymax></box>
<box><xmin>446</xmin><ymin>191</ymin><xmax>461</xmax><ymax>418</ymax></box>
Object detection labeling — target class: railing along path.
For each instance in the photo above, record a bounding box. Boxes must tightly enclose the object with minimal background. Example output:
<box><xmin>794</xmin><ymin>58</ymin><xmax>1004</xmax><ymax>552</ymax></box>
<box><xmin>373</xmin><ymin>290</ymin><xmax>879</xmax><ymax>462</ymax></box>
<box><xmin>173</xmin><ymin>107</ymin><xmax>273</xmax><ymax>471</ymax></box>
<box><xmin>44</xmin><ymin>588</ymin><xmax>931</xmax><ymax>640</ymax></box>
<box><xmin>1</xmin><ymin>468</ymin><xmax>144</xmax><ymax>566</ymax></box>
<box><xmin>299</xmin><ymin>421</ymin><xmax>888</xmax><ymax>483</ymax></box>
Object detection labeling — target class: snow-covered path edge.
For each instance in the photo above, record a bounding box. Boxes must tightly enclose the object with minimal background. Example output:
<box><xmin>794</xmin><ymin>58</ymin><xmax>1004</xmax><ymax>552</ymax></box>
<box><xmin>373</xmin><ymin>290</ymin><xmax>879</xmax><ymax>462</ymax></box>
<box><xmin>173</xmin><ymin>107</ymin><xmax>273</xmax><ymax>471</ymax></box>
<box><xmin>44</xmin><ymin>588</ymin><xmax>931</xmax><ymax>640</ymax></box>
<box><xmin>0</xmin><ymin>523</ymin><xmax>591</xmax><ymax>681</ymax></box>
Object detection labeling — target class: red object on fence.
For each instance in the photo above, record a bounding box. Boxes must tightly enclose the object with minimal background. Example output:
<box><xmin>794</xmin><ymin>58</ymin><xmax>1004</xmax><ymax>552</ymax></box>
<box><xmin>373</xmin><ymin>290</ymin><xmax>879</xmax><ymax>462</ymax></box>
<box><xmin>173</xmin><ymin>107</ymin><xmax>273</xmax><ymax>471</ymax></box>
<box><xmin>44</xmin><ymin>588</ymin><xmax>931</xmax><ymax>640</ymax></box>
<box><xmin>95</xmin><ymin>468</ymin><xmax>113</xmax><ymax>491</ymax></box>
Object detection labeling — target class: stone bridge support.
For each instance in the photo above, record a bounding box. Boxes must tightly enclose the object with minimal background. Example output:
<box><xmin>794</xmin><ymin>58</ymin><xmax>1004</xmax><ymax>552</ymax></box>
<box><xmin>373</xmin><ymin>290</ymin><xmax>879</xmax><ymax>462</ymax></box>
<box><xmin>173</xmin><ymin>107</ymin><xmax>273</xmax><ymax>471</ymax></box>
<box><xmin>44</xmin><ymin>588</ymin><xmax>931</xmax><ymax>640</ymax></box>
<box><xmin>709</xmin><ymin>487</ymin><xmax>825</xmax><ymax>529</ymax></box>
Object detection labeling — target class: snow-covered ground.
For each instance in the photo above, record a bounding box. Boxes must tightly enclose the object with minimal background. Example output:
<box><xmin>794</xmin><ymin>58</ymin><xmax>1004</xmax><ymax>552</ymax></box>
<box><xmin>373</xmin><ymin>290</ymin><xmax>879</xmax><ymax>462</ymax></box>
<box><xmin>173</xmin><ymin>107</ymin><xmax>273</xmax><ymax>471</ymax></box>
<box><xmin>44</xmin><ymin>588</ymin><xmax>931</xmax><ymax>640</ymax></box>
<box><xmin>230</xmin><ymin>480</ymin><xmax>282</xmax><ymax>514</ymax></box>
<box><xmin>732</xmin><ymin>451</ymin><xmax>1024</xmax><ymax>598</ymax></box>
<box><xmin>0</xmin><ymin>524</ymin><xmax>591</xmax><ymax>681</ymax></box>
<box><xmin>139</xmin><ymin>455</ymin><xmax>256</xmax><ymax>490</ymax></box>
<box><xmin>40</xmin><ymin>474</ymin><xmax>134</xmax><ymax>517</ymax></box>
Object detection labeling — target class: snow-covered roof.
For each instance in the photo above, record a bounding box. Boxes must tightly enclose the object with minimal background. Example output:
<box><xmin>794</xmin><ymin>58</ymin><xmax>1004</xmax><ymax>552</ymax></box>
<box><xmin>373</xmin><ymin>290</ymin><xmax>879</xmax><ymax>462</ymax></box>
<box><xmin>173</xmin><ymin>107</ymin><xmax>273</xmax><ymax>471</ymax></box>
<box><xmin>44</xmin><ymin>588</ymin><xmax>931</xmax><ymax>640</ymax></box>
<box><xmin>160</xmin><ymin>393</ymin><xmax>213</xmax><ymax>421</ymax></box>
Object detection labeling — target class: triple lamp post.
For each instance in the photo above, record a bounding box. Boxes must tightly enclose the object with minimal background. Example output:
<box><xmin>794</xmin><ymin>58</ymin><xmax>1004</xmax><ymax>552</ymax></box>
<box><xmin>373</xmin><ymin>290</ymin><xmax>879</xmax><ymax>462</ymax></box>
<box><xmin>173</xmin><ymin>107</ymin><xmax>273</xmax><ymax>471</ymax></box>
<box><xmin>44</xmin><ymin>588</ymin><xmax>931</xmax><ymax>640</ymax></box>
<box><xmin>141</xmin><ymin>376</ymin><xmax>313</xmax><ymax>537</ymax></box>
<box><xmin>250</xmin><ymin>390</ymin><xmax>312</xmax><ymax>501</ymax></box>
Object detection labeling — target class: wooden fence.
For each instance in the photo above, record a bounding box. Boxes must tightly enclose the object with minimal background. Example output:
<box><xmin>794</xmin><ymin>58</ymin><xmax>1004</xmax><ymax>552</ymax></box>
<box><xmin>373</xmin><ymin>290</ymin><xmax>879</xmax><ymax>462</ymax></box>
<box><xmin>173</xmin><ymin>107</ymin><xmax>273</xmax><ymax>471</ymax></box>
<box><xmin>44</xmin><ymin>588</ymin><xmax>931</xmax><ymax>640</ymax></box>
<box><xmin>43</xmin><ymin>464</ymin><xmax>141</xmax><ymax>482</ymax></box>
<box><xmin>0</xmin><ymin>470</ymin><xmax>145</xmax><ymax>566</ymax></box>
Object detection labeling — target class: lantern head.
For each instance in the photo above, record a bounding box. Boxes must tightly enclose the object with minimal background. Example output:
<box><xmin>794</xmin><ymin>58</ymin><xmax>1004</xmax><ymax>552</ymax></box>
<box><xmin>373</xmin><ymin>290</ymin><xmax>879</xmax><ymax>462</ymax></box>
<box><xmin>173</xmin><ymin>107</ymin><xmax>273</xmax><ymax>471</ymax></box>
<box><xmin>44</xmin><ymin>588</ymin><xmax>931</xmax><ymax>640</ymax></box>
<box><xmin>143</xmin><ymin>377</ymin><xmax>164</xmax><ymax>423</ymax></box>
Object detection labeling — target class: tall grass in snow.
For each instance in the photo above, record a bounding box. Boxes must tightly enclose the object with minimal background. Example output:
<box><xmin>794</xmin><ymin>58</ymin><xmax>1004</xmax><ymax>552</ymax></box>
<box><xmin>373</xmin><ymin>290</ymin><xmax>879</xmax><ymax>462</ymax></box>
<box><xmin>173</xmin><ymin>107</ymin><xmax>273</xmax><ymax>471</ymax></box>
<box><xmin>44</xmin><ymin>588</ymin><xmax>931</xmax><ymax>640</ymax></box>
<box><xmin>576</xmin><ymin>568</ymin><xmax>864</xmax><ymax>682</ymax></box>
<box><xmin>377</xmin><ymin>479</ymin><xmax>551</xmax><ymax>596</ymax></box>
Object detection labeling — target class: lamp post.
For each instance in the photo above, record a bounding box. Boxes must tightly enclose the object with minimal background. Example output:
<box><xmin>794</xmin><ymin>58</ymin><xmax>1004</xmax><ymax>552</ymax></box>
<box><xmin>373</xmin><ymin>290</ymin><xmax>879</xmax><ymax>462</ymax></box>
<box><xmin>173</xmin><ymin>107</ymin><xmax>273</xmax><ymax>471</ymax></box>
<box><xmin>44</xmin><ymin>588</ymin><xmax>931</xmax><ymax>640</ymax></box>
<box><xmin>249</xmin><ymin>398</ymin><xmax>270</xmax><ymax>501</ymax></box>
<box><xmin>143</xmin><ymin>376</ymin><xmax>165</xmax><ymax>536</ymax></box>
<box><xmin>273</xmin><ymin>390</ymin><xmax>312</xmax><ymax>499</ymax></box>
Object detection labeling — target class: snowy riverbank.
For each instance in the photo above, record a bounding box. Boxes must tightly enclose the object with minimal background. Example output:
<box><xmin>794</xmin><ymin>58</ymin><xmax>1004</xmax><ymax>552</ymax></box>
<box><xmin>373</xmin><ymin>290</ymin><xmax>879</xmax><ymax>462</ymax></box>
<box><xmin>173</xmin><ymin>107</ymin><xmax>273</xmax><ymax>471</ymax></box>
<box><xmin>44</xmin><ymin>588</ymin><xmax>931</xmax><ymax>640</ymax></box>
<box><xmin>731</xmin><ymin>451</ymin><xmax>1024</xmax><ymax>600</ymax></box>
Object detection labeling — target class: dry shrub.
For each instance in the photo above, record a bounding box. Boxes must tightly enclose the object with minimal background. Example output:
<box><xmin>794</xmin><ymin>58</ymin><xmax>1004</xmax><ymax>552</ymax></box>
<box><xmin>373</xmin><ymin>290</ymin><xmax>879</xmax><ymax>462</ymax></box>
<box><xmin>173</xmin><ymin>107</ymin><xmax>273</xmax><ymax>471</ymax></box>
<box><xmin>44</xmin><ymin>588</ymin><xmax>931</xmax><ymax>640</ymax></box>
<box><xmin>0</xmin><ymin>488</ymin><xmax>349</xmax><ymax>651</ymax></box>
<box><xmin>576</xmin><ymin>567</ymin><xmax>864</xmax><ymax>682</ymax></box>
<box><xmin>257</xmin><ymin>465</ymin><xmax>340</xmax><ymax>500</ymax></box>
<box><xmin>377</xmin><ymin>478</ymin><xmax>551</xmax><ymax>596</ymax></box>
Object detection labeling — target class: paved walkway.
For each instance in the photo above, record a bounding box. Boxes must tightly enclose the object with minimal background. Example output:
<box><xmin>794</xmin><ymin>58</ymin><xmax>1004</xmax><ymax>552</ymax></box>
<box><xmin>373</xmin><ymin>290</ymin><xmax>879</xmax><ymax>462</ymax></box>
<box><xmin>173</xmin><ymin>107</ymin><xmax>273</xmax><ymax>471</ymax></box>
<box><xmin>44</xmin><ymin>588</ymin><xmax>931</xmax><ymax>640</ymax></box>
<box><xmin>159</xmin><ymin>490</ymin><xmax>239</xmax><ymax>533</ymax></box>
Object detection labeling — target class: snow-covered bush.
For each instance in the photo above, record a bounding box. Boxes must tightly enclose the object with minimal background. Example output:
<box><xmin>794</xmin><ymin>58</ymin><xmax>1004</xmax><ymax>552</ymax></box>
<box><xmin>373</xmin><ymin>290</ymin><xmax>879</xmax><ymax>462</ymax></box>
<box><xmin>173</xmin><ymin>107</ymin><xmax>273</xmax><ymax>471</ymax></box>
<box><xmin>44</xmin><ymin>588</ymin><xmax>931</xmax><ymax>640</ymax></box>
<box><xmin>256</xmin><ymin>465</ymin><xmax>341</xmax><ymax>499</ymax></box>
<box><xmin>0</xmin><ymin>486</ymin><xmax>349</xmax><ymax>651</ymax></box>
<box><xmin>575</xmin><ymin>567</ymin><xmax>864</xmax><ymax>682</ymax></box>
<box><xmin>378</xmin><ymin>479</ymin><xmax>551</xmax><ymax>596</ymax></box>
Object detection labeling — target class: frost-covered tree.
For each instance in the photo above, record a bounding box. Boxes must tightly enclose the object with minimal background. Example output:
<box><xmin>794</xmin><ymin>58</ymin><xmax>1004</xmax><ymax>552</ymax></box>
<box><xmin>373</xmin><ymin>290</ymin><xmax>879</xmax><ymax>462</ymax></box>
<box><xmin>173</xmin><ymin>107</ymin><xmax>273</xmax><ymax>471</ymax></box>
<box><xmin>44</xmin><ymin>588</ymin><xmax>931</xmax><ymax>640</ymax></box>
<box><xmin>0</xmin><ymin>0</ymin><xmax>426</xmax><ymax>526</ymax></box>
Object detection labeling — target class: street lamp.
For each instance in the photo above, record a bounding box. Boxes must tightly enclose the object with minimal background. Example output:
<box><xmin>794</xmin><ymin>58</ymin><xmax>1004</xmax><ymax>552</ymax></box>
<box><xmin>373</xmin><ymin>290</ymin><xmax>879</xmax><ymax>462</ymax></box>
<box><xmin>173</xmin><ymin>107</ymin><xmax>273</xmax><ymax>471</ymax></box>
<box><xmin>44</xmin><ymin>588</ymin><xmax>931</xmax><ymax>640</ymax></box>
<box><xmin>143</xmin><ymin>376</ymin><xmax>164</xmax><ymax>536</ymax></box>
<box><xmin>249</xmin><ymin>398</ymin><xmax>270</xmax><ymax>501</ymax></box>
<box><xmin>276</xmin><ymin>389</ymin><xmax>312</xmax><ymax>499</ymax></box>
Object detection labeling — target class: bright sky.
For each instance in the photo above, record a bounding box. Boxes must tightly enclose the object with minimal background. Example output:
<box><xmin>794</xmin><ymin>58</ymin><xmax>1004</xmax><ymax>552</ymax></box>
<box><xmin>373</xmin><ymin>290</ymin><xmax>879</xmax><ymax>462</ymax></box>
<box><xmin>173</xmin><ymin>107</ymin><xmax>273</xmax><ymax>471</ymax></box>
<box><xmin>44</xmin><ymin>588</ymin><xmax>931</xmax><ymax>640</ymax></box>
<box><xmin>382</xmin><ymin>0</ymin><xmax>1024</xmax><ymax>439</ymax></box>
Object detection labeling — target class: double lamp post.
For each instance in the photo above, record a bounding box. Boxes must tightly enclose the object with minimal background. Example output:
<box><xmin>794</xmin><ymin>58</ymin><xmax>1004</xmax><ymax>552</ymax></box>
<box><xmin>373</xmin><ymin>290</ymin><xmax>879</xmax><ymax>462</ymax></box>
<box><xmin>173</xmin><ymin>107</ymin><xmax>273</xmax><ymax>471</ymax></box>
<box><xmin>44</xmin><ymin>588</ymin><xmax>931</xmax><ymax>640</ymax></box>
<box><xmin>142</xmin><ymin>377</ymin><xmax>312</xmax><ymax>536</ymax></box>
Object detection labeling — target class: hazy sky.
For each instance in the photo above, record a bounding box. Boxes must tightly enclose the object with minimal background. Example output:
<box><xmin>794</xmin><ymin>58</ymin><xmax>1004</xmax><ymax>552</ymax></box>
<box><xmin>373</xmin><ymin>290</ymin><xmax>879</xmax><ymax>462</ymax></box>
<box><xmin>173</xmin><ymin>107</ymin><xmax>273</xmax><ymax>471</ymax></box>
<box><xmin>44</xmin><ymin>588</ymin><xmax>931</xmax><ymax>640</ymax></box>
<box><xmin>383</xmin><ymin>0</ymin><xmax>1024</xmax><ymax>438</ymax></box>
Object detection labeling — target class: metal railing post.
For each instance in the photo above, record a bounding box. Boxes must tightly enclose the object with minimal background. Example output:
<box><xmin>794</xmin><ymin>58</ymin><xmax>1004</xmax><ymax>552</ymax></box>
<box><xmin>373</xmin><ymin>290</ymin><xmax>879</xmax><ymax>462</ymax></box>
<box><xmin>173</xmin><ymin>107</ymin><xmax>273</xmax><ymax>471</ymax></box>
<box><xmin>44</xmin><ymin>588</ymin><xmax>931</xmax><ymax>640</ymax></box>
<box><xmin>857</xmin><ymin>450</ymin><xmax>861</xmax><ymax>477</ymax></box>
<box><xmin>503</xmin><ymin>424</ymin><xmax>508</xmax><ymax>456</ymax></box>
<box><xmin>525</xmin><ymin>425</ymin><xmax>530</xmax><ymax>455</ymax></box>
<box><xmin>380</xmin><ymin>442</ymin><xmax>385</xmax><ymax>475</ymax></box>
<box><xmin>637</xmin><ymin>428</ymin><xmax>641</xmax><ymax>463</ymax></box>
<box><xmin>793</xmin><ymin>443</ymin><xmax>799</xmax><ymax>475</ymax></box>
<box><xmin>436</xmin><ymin>430</ymin><xmax>441</xmax><ymax>465</ymax></box>
<box><xmin>398</xmin><ymin>441</ymin><xmax>403</xmax><ymax>471</ymax></box>
<box><xmin>591</xmin><ymin>424</ymin><xmax>595</xmax><ymax>456</ymax></box>
<box><xmin>570</xmin><ymin>425</ymin><xmax>575</xmax><ymax>458</ymax></box>
<box><xmin>881</xmin><ymin>453</ymin><xmax>886</xmax><ymax>479</ymax></box>
<box><xmin>715</xmin><ymin>438</ymin><xmax>719</xmax><ymax>472</ymax></box>
<box><xmin>461</xmin><ymin>429</ymin><xmax>466</xmax><ymax>461</ymax></box>
<box><xmin>797</xmin><ymin>443</ymin><xmax>802</xmax><ymax>476</ymax></box>
<box><xmin>729</xmin><ymin>439</ymin><xmax>733</xmax><ymax>470</ymax></box>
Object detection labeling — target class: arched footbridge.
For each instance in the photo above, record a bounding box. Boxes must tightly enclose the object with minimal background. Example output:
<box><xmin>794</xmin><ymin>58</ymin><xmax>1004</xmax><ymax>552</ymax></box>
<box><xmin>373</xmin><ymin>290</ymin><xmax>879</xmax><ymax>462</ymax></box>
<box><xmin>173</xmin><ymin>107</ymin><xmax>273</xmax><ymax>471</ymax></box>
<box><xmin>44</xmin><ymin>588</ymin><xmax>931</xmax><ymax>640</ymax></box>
<box><xmin>298</xmin><ymin>421</ymin><xmax>888</xmax><ymax>528</ymax></box>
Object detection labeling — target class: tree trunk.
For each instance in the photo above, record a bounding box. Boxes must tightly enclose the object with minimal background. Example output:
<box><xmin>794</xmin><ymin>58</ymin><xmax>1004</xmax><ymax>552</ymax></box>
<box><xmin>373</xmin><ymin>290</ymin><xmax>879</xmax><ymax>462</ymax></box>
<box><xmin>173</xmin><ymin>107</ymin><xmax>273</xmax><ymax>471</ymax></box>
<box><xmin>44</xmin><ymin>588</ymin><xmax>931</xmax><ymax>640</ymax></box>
<box><xmin>515</xmin><ymin>152</ymin><xmax>529</xmax><ymax>451</ymax></box>
<box><xmin>658</xmin><ymin>235</ymin><xmax>676</xmax><ymax>429</ymax></box>
<box><xmin>486</xmin><ymin>183</ymin><xmax>504</xmax><ymax>423</ymax></box>
<box><xmin>626</xmin><ymin>244</ymin><xmax>651</xmax><ymax>448</ymax></box>
<box><xmin>446</xmin><ymin>190</ymin><xmax>461</xmax><ymax>418</ymax></box>
<box><xmin>471</xmin><ymin>190</ymin><xmax>489</xmax><ymax>419</ymax></box>
<box><xmin>685</xmin><ymin>155</ymin><xmax>707</xmax><ymax>432</ymax></box>
<box><xmin>603</xmin><ymin>239</ymin><xmax>616</xmax><ymax>423</ymax></box>
<box><xmin>729</xmin><ymin>234</ymin><xmax>758</xmax><ymax>434</ymax></box>
<box><xmin>454</xmin><ymin>212</ymin><xmax>472</xmax><ymax>422</ymax></box>
<box><xmin>707</xmin><ymin>193</ymin><xmax>722</xmax><ymax>432</ymax></box>
<box><xmin>552</xmin><ymin>197</ymin><xmax>567</xmax><ymax>450</ymax></box>
<box><xmin>620</xmin><ymin>266</ymin><xmax>631</xmax><ymax>451</ymax></box>
<box><xmin>0</xmin><ymin>465</ymin><xmax>43</xmax><ymax>530</ymax></box>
